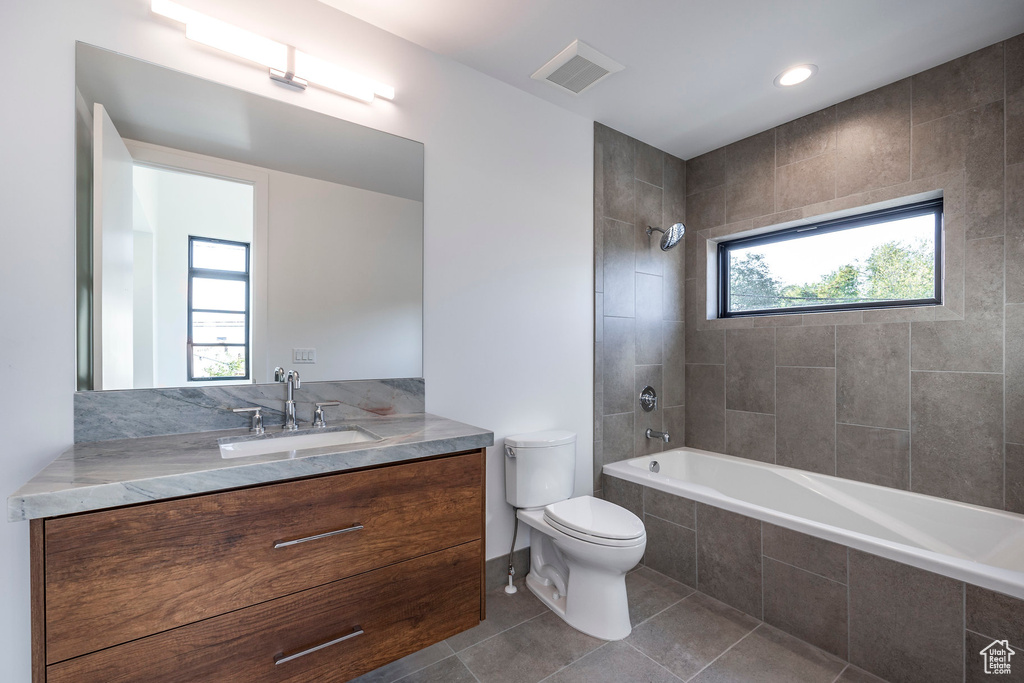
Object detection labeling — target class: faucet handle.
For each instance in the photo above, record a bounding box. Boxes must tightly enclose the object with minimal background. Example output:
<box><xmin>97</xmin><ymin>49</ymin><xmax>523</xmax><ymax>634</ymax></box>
<box><xmin>312</xmin><ymin>402</ymin><xmax>341</xmax><ymax>428</ymax></box>
<box><xmin>232</xmin><ymin>407</ymin><xmax>265</xmax><ymax>435</ymax></box>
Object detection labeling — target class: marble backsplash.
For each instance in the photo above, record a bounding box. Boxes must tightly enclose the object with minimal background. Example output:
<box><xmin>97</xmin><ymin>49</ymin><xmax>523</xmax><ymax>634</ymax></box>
<box><xmin>74</xmin><ymin>378</ymin><xmax>425</xmax><ymax>443</ymax></box>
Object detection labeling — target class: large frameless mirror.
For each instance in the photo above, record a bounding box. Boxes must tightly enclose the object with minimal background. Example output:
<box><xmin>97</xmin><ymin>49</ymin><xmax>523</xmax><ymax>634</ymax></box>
<box><xmin>75</xmin><ymin>43</ymin><xmax>424</xmax><ymax>391</ymax></box>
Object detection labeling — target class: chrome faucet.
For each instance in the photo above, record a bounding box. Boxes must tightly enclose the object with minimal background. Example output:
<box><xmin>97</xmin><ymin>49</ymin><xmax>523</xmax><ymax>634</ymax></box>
<box><xmin>646</xmin><ymin>428</ymin><xmax>671</xmax><ymax>443</ymax></box>
<box><xmin>275</xmin><ymin>367</ymin><xmax>301</xmax><ymax>431</ymax></box>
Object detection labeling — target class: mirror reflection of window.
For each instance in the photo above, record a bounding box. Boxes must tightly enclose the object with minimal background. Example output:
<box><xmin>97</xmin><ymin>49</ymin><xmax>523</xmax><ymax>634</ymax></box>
<box><xmin>187</xmin><ymin>238</ymin><xmax>251</xmax><ymax>381</ymax></box>
<box><xmin>131</xmin><ymin>164</ymin><xmax>255</xmax><ymax>387</ymax></box>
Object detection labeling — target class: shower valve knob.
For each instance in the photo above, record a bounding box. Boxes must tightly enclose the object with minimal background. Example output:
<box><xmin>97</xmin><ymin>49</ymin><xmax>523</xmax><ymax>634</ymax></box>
<box><xmin>639</xmin><ymin>385</ymin><xmax>658</xmax><ymax>412</ymax></box>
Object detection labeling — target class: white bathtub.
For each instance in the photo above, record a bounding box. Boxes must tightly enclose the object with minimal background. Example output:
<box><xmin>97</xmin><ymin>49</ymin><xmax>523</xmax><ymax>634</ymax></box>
<box><xmin>603</xmin><ymin>447</ymin><xmax>1024</xmax><ymax>600</ymax></box>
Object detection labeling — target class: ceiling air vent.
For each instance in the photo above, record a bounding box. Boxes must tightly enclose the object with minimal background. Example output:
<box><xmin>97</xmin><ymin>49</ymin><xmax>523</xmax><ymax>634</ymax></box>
<box><xmin>531</xmin><ymin>40</ymin><xmax>624</xmax><ymax>95</ymax></box>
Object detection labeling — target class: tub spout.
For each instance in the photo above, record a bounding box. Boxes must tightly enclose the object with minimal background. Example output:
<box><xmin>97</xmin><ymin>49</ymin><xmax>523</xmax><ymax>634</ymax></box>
<box><xmin>646</xmin><ymin>428</ymin><xmax>670</xmax><ymax>443</ymax></box>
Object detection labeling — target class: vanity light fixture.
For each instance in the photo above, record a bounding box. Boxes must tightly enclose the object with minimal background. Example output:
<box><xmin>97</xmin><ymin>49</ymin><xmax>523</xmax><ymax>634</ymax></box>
<box><xmin>773</xmin><ymin>63</ymin><xmax>818</xmax><ymax>87</ymax></box>
<box><xmin>151</xmin><ymin>0</ymin><xmax>394</xmax><ymax>103</ymax></box>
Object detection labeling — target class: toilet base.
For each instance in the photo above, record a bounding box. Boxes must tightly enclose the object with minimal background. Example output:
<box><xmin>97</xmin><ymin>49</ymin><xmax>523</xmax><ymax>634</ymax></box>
<box><xmin>523</xmin><ymin>564</ymin><xmax>634</xmax><ymax>640</ymax></box>
<box><xmin>517</xmin><ymin>506</ymin><xmax>643</xmax><ymax>641</ymax></box>
<box><xmin>522</xmin><ymin>540</ymin><xmax>636</xmax><ymax>641</ymax></box>
<box><xmin>523</xmin><ymin>572</ymin><xmax>567</xmax><ymax>620</ymax></box>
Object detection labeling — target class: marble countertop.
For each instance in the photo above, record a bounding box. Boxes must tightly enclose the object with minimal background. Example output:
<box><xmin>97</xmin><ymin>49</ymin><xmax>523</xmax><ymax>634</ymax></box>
<box><xmin>8</xmin><ymin>413</ymin><xmax>493</xmax><ymax>522</ymax></box>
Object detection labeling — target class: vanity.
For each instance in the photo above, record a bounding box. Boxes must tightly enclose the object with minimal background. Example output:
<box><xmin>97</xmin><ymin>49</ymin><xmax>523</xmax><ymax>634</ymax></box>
<box><xmin>12</xmin><ymin>411</ymin><xmax>492</xmax><ymax>682</ymax></box>
<box><xmin>8</xmin><ymin>39</ymin><xmax>493</xmax><ymax>683</ymax></box>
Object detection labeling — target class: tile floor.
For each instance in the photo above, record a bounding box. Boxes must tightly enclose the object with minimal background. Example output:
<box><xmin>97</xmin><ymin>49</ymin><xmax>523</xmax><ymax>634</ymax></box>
<box><xmin>352</xmin><ymin>566</ymin><xmax>891</xmax><ymax>683</ymax></box>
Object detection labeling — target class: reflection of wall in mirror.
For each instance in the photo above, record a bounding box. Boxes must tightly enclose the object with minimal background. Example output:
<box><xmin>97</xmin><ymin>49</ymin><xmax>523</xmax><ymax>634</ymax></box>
<box><xmin>117</xmin><ymin>141</ymin><xmax>422</xmax><ymax>387</ymax></box>
<box><xmin>267</xmin><ymin>172</ymin><xmax>422</xmax><ymax>383</ymax></box>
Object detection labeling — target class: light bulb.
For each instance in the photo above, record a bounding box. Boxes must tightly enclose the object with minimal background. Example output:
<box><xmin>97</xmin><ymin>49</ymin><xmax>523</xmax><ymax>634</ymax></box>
<box><xmin>774</xmin><ymin>64</ymin><xmax>818</xmax><ymax>87</ymax></box>
<box><xmin>184</xmin><ymin>16</ymin><xmax>288</xmax><ymax>71</ymax></box>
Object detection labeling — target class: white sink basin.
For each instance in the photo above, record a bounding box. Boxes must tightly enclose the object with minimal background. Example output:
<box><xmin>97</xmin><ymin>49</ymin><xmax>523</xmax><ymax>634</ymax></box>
<box><xmin>219</xmin><ymin>427</ymin><xmax>382</xmax><ymax>459</ymax></box>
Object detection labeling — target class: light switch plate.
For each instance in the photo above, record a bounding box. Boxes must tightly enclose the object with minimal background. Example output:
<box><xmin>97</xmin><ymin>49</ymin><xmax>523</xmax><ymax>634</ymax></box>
<box><xmin>292</xmin><ymin>348</ymin><xmax>316</xmax><ymax>364</ymax></box>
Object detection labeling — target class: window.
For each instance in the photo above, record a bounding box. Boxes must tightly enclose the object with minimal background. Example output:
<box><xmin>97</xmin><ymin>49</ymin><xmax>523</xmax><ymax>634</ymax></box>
<box><xmin>187</xmin><ymin>237</ymin><xmax>250</xmax><ymax>381</ymax></box>
<box><xmin>718</xmin><ymin>199</ymin><xmax>942</xmax><ymax>317</ymax></box>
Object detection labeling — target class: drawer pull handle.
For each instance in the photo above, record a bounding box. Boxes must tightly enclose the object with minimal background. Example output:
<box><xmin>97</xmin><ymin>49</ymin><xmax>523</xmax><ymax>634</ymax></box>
<box><xmin>274</xmin><ymin>626</ymin><xmax>364</xmax><ymax>665</ymax></box>
<box><xmin>273</xmin><ymin>524</ymin><xmax>364</xmax><ymax>549</ymax></box>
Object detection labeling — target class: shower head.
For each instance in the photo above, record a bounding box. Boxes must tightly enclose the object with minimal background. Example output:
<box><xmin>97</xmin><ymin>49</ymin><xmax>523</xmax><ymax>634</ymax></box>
<box><xmin>646</xmin><ymin>223</ymin><xmax>685</xmax><ymax>251</ymax></box>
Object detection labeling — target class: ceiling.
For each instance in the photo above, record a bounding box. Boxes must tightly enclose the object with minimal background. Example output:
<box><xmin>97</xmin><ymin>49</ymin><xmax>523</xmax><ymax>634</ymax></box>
<box><xmin>78</xmin><ymin>43</ymin><xmax>423</xmax><ymax>201</ymax></box>
<box><xmin>318</xmin><ymin>0</ymin><xmax>1024</xmax><ymax>159</ymax></box>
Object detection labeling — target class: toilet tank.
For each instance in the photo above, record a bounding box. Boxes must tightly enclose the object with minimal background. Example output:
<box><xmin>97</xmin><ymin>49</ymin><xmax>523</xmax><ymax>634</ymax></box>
<box><xmin>504</xmin><ymin>430</ymin><xmax>577</xmax><ymax>509</ymax></box>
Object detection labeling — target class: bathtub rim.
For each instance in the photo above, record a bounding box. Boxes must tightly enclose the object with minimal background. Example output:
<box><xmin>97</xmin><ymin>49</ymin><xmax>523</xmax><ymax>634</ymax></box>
<box><xmin>603</xmin><ymin>447</ymin><xmax>1024</xmax><ymax>601</ymax></box>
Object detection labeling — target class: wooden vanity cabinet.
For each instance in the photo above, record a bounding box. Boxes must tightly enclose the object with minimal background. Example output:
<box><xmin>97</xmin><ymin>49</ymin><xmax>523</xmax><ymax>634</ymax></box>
<box><xmin>31</xmin><ymin>449</ymin><xmax>486</xmax><ymax>683</ymax></box>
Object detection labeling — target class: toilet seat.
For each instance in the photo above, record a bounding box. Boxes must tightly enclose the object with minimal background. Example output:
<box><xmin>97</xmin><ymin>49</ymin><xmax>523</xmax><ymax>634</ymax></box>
<box><xmin>543</xmin><ymin>496</ymin><xmax>645</xmax><ymax>547</ymax></box>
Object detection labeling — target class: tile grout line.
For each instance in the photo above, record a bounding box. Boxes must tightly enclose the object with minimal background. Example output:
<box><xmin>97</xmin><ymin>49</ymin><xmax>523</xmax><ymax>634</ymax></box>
<box><xmin>968</xmin><ymin>626</ymin><xmax>1021</xmax><ymax>646</ymax></box>
<box><xmin>451</xmin><ymin>651</ymin><xmax>484</xmax><ymax>683</ymax></box>
<box><xmin>833</xmin><ymin>325</ymin><xmax>838</xmax><ymax>476</ymax></box>
<box><xmin>633</xmin><ymin>592</ymin><xmax>696</xmax><ymax>630</ymax></box>
<box><xmin>625</xmin><ymin>640</ymin><xmax>688</xmax><ymax>682</ymax></box>
<box><xmin>465</xmin><ymin>655</ymin><xmax>486</xmax><ymax>683</ymax></box>
<box><xmin>694</xmin><ymin>502</ymin><xmax>700</xmax><ymax>590</ymax></box>
<box><xmin>631</xmin><ymin>164</ymin><xmax>639</xmax><ymax>456</ymax></box>
<box><xmin>760</xmin><ymin>519</ymin><xmax>766</xmax><ymax>621</ymax></box>
<box><xmin>645</xmin><ymin>510</ymin><xmax>696</xmax><ymax>532</ymax></box>
<box><xmin>386</xmin><ymin>644</ymin><xmax>457</xmax><ymax>683</ymax></box>
<box><xmin>722</xmin><ymin>329</ymin><xmax>728</xmax><ymax>449</ymax></box>
<box><xmin>909</xmin><ymin>319</ymin><xmax>913</xmax><ymax>492</ymax></box>
<box><xmin>773</xmin><ymin>126</ymin><xmax>778</xmax><ymax>216</ymax></box>
<box><xmin>909</xmin><ymin>75</ymin><xmax>914</xmax><ymax>181</ymax></box>
<box><xmin>846</xmin><ymin>547</ymin><xmax>852</xmax><ymax>673</ymax></box>
<box><xmin>910</xmin><ymin>369</ymin><xmax>1005</xmax><ymax>375</ymax></box>
<box><xmin>1002</xmin><ymin>56</ymin><xmax>1007</xmax><ymax>514</ymax></box>
<box><xmin>830</xmin><ymin>663</ymin><xmax>851</xmax><ymax>683</ymax></box>
<box><xmin>451</xmin><ymin>607</ymin><xmax>551</xmax><ymax>656</ymax></box>
<box><xmin>534</xmin><ymin>642</ymin><xmax>611</xmax><ymax>683</ymax></box>
<box><xmin>763</xmin><ymin>549</ymin><xmax>850</xmax><ymax>587</ymax></box>
<box><xmin>835</xmin><ymin>420</ymin><xmax>910</xmax><ymax>433</ymax></box>
<box><xmin>774</xmin><ymin>326</ymin><xmax>779</xmax><ymax>465</ymax></box>
<box><xmin>833</xmin><ymin>106</ymin><xmax>838</xmax><ymax>201</ymax></box>
<box><xmin>683</xmin><ymin>622</ymin><xmax>762</xmax><ymax>682</ymax></box>
<box><xmin>834</xmin><ymin>325</ymin><xmax>839</xmax><ymax>476</ymax></box>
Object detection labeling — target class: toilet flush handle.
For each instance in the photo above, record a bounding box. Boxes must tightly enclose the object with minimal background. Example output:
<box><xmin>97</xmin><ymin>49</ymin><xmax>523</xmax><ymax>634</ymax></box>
<box><xmin>505</xmin><ymin>445</ymin><xmax>516</xmax><ymax>458</ymax></box>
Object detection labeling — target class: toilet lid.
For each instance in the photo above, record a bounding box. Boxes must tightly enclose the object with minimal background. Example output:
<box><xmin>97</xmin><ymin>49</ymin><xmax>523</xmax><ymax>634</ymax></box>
<box><xmin>544</xmin><ymin>496</ymin><xmax>645</xmax><ymax>541</ymax></box>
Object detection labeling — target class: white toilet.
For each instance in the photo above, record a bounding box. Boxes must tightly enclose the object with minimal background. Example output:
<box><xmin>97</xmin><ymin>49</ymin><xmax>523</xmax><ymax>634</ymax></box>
<box><xmin>505</xmin><ymin>430</ymin><xmax>646</xmax><ymax>640</ymax></box>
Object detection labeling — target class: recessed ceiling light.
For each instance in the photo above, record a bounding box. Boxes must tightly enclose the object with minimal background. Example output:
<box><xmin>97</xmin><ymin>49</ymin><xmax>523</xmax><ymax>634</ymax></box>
<box><xmin>774</xmin><ymin>64</ymin><xmax>818</xmax><ymax>87</ymax></box>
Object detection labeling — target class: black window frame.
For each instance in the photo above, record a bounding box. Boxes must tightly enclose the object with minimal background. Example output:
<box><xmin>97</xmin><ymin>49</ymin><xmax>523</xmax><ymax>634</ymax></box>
<box><xmin>717</xmin><ymin>198</ymin><xmax>943</xmax><ymax>318</ymax></box>
<box><xmin>187</xmin><ymin>236</ymin><xmax>251</xmax><ymax>382</ymax></box>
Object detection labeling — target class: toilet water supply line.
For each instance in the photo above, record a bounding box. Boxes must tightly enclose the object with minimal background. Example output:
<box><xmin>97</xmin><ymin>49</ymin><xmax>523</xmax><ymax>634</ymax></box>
<box><xmin>505</xmin><ymin>511</ymin><xmax>520</xmax><ymax>594</ymax></box>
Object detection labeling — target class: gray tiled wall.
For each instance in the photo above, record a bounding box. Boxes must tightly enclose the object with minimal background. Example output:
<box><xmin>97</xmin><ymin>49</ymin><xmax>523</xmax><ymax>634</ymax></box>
<box><xmin>593</xmin><ymin>123</ymin><xmax>686</xmax><ymax>495</ymax></box>
<box><xmin>680</xmin><ymin>34</ymin><xmax>1024</xmax><ymax>512</ymax></box>
<box><xmin>605</xmin><ymin>477</ymin><xmax>1024</xmax><ymax>683</ymax></box>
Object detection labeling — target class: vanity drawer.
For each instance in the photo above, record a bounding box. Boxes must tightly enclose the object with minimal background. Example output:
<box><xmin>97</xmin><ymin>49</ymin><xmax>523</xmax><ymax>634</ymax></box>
<box><xmin>44</xmin><ymin>450</ymin><xmax>484</xmax><ymax>664</ymax></box>
<box><xmin>47</xmin><ymin>540</ymin><xmax>481</xmax><ymax>683</ymax></box>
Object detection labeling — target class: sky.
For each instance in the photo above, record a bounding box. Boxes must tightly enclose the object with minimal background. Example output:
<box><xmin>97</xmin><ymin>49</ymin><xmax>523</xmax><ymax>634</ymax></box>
<box><xmin>730</xmin><ymin>213</ymin><xmax>936</xmax><ymax>287</ymax></box>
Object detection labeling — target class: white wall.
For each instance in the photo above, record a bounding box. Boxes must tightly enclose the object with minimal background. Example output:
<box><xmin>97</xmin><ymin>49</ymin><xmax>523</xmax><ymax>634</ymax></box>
<box><xmin>0</xmin><ymin>1</ymin><xmax>592</xmax><ymax>679</ymax></box>
<box><xmin>266</xmin><ymin>170</ymin><xmax>423</xmax><ymax>382</ymax></box>
<box><xmin>131</xmin><ymin>151</ymin><xmax>423</xmax><ymax>386</ymax></box>
<box><xmin>132</xmin><ymin>229</ymin><xmax>155</xmax><ymax>387</ymax></box>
